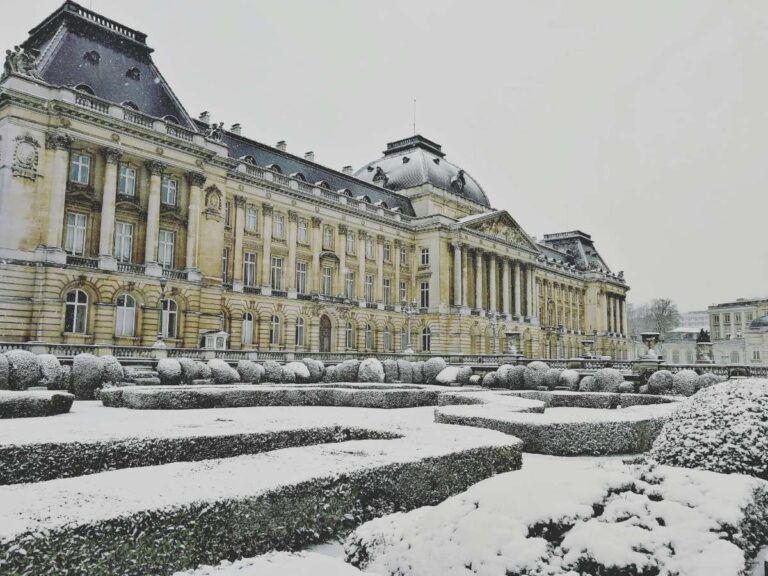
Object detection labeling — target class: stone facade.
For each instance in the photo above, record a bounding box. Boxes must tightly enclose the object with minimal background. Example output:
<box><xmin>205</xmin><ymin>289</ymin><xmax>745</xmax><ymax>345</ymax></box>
<box><xmin>709</xmin><ymin>298</ymin><xmax>768</xmax><ymax>365</ymax></box>
<box><xmin>0</xmin><ymin>1</ymin><xmax>630</xmax><ymax>358</ymax></box>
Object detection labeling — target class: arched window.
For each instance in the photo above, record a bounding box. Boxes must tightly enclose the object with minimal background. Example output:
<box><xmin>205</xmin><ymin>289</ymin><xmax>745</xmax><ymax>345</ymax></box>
<box><xmin>345</xmin><ymin>322</ymin><xmax>354</xmax><ymax>349</ymax></box>
<box><xmin>315</xmin><ymin>180</ymin><xmax>330</xmax><ymax>189</ymax></box>
<box><xmin>383</xmin><ymin>326</ymin><xmax>391</xmax><ymax>351</ymax></box>
<box><xmin>365</xmin><ymin>324</ymin><xmax>374</xmax><ymax>350</ymax></box>
<box><xmin>64</xmin><ymin>289</ymin><xmax>88</xmax><ymax>334</ymax></box>
<box><xmin>121</xmin><ymin>100</ymin><xmax>139</xmax><ymax>111</ymax></box>
<box><xmin>270</xmin><ymin>315</ymin><xmax>281</xmax><ymax>346</ymax></box>
<box><xmin>266</xmin><ymin>164</ymin><xmax>282</xmax><ymax>173</ymax></box>
<box><xmin>362</xmin><ymin>195</ymin><xmax>371</xmax><ymax>204</ymax></box>
<box><xmin>339</xmin><ymin>188</ymin><xmax>353</xmax><ymax>197</ymax></box>
<box><xmin>291</xmin><ymin>172</ymin><xmax>306</xmax><ymax>181</ymax></box>
<box><xmin>295</xmin><ymin>317</ymin><xmax>305</xmax><ymax>347</ymax></box>
<box><xmin>421</xmin><ymin>327</ymin><xmax>432</xmax><ymax>352</ymax></box>
<box><xmin>161</xmin><ymin>299</ymin><xmax>178</xmax><ymax>339</ymax></box>
<box><xmin>242</xmin><ymin>312</ymin><xmax>254</xmax><ymax>346</ymax></box>
<box><xmin>163</xmin><ymin>115</ymin><xmax>180</xmax><ymax>125</ymax></box>
<box><xmin>74</xmin><ymin>83</ymin><xmax>95</xmax><ymax>95</ymax></box>
<box><xmin>115</xmin><ymin>294</ymin><xmax>136</xmax><ymax>337</ymax></box>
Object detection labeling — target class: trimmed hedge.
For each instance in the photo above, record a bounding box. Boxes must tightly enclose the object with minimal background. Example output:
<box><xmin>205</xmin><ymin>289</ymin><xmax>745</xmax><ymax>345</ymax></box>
<box><xmin>101</xmin><ymin>355</ymin><xmax>124</xmax><ymax>386</ymax></box>
<box><xmin>157</xmin><ymin>358</ymin><xmax>182</xmax><ymax>386</ymax></box>
<box><xmin>4</xmin><ymin>349</ymin><xmax>40</xmax><ymax>391</ymax></box>
<box><xmin>0</xmin><ymin>354</ymin><xmax>8</xmax><ymax>389</ymax></box>
<box><xmin>38</xmin><ymin>354</ymin><xmax>64</xmax><ymax>390</ymax></box>
<box><xmin>0</xmin><ymin>390</ymin><xmax>74</xmax><ymax>419</ymax></box>
<box><xmin>71</xmin><ymin>353</ymin><xmax>103</xmax><ymax>399</ymax></box>
<box><xmin>523</xmin><ymin>361</ymin><xmax>549</xmax><ymax>389</ymax></box>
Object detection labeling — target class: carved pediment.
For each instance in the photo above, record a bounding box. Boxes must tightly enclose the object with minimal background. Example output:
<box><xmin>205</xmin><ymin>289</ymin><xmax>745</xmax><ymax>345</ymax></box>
<box><xmin>461</xmin><ymin>211</ymin><xmax>539</xmax><ymax>251</ymax></box>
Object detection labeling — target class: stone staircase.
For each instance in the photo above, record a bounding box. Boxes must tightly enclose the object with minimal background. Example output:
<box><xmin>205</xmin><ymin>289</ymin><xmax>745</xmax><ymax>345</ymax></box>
<box><xmin>123</xmin><ymin>365</ymin><xmax>161</xmax><ymax>387</ymax></box>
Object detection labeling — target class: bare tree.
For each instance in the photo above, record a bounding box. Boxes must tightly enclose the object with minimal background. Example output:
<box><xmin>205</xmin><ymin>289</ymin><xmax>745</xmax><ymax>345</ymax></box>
<box><xmin>647</xmin><ymin>298</ymin><xmax>680</xmax><ymax>335</ymax></box>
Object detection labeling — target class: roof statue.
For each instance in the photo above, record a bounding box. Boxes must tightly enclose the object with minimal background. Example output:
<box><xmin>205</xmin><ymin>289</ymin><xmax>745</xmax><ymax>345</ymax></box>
<box><xmin>2</xmin><ymin>46</ymin><xmax>41</xmax><ymax>81</ymax></box>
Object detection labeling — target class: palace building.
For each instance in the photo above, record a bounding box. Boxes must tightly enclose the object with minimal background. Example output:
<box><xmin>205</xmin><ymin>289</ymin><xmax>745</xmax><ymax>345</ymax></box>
<box><xmin>0</xmin><ymin>1</ymin><xmax>631</xmax><ymax>358</ymax></box>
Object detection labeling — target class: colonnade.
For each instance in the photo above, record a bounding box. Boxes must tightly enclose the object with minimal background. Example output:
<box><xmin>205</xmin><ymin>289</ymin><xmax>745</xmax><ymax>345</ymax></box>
<box><xmin>606</xmin><ymin>292</ymin><xmax>627</xmax><ymax>335</ymax></box>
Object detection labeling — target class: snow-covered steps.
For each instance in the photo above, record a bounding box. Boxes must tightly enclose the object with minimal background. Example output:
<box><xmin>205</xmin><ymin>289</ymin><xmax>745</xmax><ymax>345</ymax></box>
<box><xmin>122</xmin><ymin>364</ymin><xmax>161</xmax><ymax>386</ymax></box>
<box><xmin>0</xmin><ymin>389</ymin><xmax>74</xmax><ymax>419</ymax></box>
<box><xmin>0</xmin><ymin>408</ymin><xmax>522</xmax><ymax>576</ymax></box>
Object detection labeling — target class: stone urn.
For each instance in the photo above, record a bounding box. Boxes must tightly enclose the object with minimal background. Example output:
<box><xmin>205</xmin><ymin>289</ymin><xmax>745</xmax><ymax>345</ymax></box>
<box><xmin>505</xmin><ymin>330</ymin><xmax>523</xmax><ymax>359</ymax></box>
<box><xmin>581</xmin><ymin>339</ymin><xmax>595</xmax><ymax>359</ymax></box>
<box><xmin>640</xmin><ymin>332</ymin><xmax>660</xmax><ymax>359</ymax></box>
<box><xmin>696</xmin><ymin>341</ymin><xmax>714</xmax><ymax>364</ymax></box>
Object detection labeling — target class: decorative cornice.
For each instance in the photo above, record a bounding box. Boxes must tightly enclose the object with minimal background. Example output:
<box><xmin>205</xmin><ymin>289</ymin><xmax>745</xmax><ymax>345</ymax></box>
<box><xmin>187</xmin><ymin>171</ymin><xmax>206</xmax><ymax>187</ymax></box>
<box><xmin>145</xmin><ymin>160</ymin><xmax>167</xmax><ymax>175</ymax></box>
<box><xmin>311</xmin><ymin>216</ymin><xmax>322</xmax><ymax>228</ymax></box>
<box><xmin>262</xmin><ymin>203</ymin><xmax>273</xmax><ymax>216</ymax></box>
<box><xmin>394</xmin><ymin>239</ymin><xmax>402</xmax><ymax>248</ymax></box>
<box><xmin>287</xmin><ymin>210</ymin><xmax>299</xmax><ymax>223</ymax></box>
<box><xmin>102</xmin><ymin>147</ymin><xmax>122</xmax><ymax>164</ymax></box>
<box><xmin>234</xmin><ymin>194</ymin><xmax>246</xmax><ymax>208</ymax></box>
<box><xmin>377</xmin><ymin>234</ymin><xmax>385</xmax><ymax>244</ymax></box>
<box><xmin>45</xmin><ymin>132</ymin><xmax>72</xmax><ymax>150</ymax></box>
<box><xmin>358</xmin><ymin>230</ymin><xmax>367</xmax><ymax>239</ymax></box>
<box><xmin>338</xmin><ymin>224</ymin><xmax>348</xmax><ymax>235</ymax></box>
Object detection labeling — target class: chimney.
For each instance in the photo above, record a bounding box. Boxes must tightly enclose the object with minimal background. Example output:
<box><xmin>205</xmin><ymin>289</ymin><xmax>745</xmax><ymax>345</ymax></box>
<box><xmin>342</xmin><ymin>165</ymin><xmax>353</xmax><ymax>175</ymax></box>
<box><xmin>198</xmin><ymin>111</ymin><xmax>210</xmax><ymax>124</ymax></box>
<box><xmin>304</xmin><ymin>151</ymin><xmax>315</xmax><ymax>162</ymax></box>
<box><xmin>231</xmin><ymin>123</ymin><xmax>242</xmax><ymax>135</ymax></box>
<box><xmin>276</xmin><ymin>140</ymin><xmax>287</xmax><ymax>152</ymax></box>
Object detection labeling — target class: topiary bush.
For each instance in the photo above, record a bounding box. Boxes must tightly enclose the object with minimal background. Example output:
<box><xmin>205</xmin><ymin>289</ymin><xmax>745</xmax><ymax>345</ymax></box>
<box><xmin>695</xmin><ymin>372</ymin><xmax>724</xmax><ymax>391</ymax></box>
<box><xmin>523</xmin><ymin>361</ymin><xmax>549</xmax><ymax>389</ymax></box>
<box><xmin>592</xmin><ymin>368</ymin><xmax>624</xmax><ymax>393</ymax></box>
<box><xmin>263</xmin><ymin>360</ymin><xmax>283</xmax><ymax>383</ymax></box>
<box><xmin>71</xmin><ymin>353</ymin><xmax>103</xmax><ymax>399</ymax></box>
<box><xmin>456</xmin><ymin>366</ymin><xmax>472</xmax><ymax>387</ymax></box>
<box><xmin>411</xmin><ymin>362</ymin><xmax>424</xmax><ymax>384</ymax></box>
<box><xmin>481</xmin><ymin>372</ymin><xmax>498</xmax><ymax>388</ymax></box>
<box><xmin>156</xmin><ymin>358</ymin><xmax>182</xmax><ymax>386</ymax></box>
<box><xmin>423</xmin><ymin>358</ymin><xmax>447</xmax><ymax>384</ymax></box>
<box><xmin>208</xmin><ymin>359</ymin><xmax>239</xmax><ymax>384</ymax></box>
<box><xmin>358</xmin><ymin>358</ymin><xmax>385</xmax><ymax>383</ymax></box>
<box><xmin>397</xmin><ymin>360</ymin><xmax>413</xmax><ymax>384</ymax></box>
<box><xmin>101</xmin><ymin>356</ymin><xmax>124</xmax><ymax>386</ymax></box>
<box><xmin>322</xmin><ymin>365</ymin><xmax>337</xmax><ymax>383</ymax></box>
<box><xmin>335</xmin><ymin>360</ymin><xmax>360</xmax><ymax>383</ymax></box>
<box><xmin>558</xmin><ymin>369</ymin><xmax>580</xmax><ymax>391</ymax></box>
<box><xmin>285</xmin><ymin>361</ymin><xmax>310</xmax><ymax>383</ymax></box>
<box><xmin>579</xmin><ymin>375</ymin><xmax>596</xmax><ymax>392</ymax></box>
<box><xmin>236</xmin><ymin>360</ymin><xmax>262</xmax><ymax>384</ymax></box>
<box><xmin>618</xmin><ymin>381</ymin><xmax>635</xmax><ymax>393</ymax></box>
<box><xmin>382</xmin><ymin>359</ymin><xmax>399</xmax><ymax>383</ymax></box>
<box><xmin>0</xmin><ymin>354</ymin><xmax>8</xmax><ymax>389</ymax></box>
<box><xmin>4</xmin><ymin>350</ymin><xmax>40</xmax><ymax>391</ymax></box>
<box><xmin>302</xmin><ymin>358</ymin><xmax>324</xmax><ymax>383</ymax></box>
<box><xmin>281</xmin><ymin>366</ymin><xmax>296</xmax><ymax>384</ymax></box>
<box><xmin>196</xmin><ymin>361</ymin><xmax>212</xmax><ymax>381</ymax></box>
<box><xmin>39</xmin><ymin>354</ymin><xmax>64</xmax><ymax>390</ymax></box>
<box><xmin>436</xmin><ymin>367</ymin><xmax>459</xmax><ymax>386</ymax></box>
<box><xmin>495</xmin><ymin>365</ymin><xmax>514</xmax><ymax>389</ymax></box>
<box><xmin>647</xmin><ymin>370</ymin><xmax>673</xmax><ymax>395</ymax></box>
<box><xmin>543</xmin><ymin>368</ymin><xmax>562</xmax><ymax>390</ymax></box>
<box><xmin>0</xmin><ymin>390</ymin><xmax>74</xmax><ymax>419</ymax></box>
<box><xmin>671</xmin><ymin>369</ymin><xmax>698</xmax><ymax>397</ymax></box>
<box><xmin>651</xmin><ymin>379</ymin><xmax>768</xmax><ymax>479</ymax></box>
<box><xmin>178</xmin><ymin>358</ymin><xmax>200</xmax><ymax>385</ymax></box>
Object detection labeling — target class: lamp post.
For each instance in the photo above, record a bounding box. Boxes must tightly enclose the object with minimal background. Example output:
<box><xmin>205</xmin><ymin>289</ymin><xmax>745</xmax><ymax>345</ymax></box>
<box><xmin>153</xmin><ymin>276</ymin><xmax>168</xmax><ymax>349</ymax></box>
<box><xmin>401</xmin><ymin>300</ymin><xmax>417</xmax><ymax>354</ymax></box>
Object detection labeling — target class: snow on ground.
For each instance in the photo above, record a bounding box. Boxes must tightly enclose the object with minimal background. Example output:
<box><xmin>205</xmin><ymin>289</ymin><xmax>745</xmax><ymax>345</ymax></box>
<box><xmin>173</xmin><ymin>551</ymin><xmax>375</xmax><ymax>576</ymax></box>
<box><xmin>436</xmin><ymin>402</ymin><xmax>676</xmax><ymax>423</ymax></box>
<box><xmin>347</xmin><ymin>454</ymin><xmax>768</xmax><ymax>576</ymax></box>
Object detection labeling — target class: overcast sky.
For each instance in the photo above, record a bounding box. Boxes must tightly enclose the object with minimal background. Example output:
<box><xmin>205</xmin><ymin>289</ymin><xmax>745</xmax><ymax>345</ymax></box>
<box><xmin>4</xmin><ymin>0</ymin><xmax>767</xmax><ymax>311</ymax></box>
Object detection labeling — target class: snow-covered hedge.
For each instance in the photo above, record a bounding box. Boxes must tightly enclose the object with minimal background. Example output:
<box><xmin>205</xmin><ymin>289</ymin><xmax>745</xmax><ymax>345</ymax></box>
<box><xmin>38</xmin><ymin>354</ymin><xmax>64</xmax><ymax>390</ymax></box>
<box><xmin>196</xmin><ymin>361</ymin><xmax>212</xmax><ymax>381</ymax></box>
<box><xmin>651</xmin><ymin>379</ymin><xmax>768</xmax><ymax>479</ymax></box>
<box><xmin>647</xmin><ymin>369</ymin><xmax>673</xmax><ymax>394</ymax></box>
<box><xmin>382</xmin><ymin>359</ymin><xmax>399</xmax><ymax>383</ymax></box>
<box><xmin>335</xmin><ymin>360</ymin><xmax>360</xmax><ymax>383</ymax></box>
<box><xmin>672</xmin><ymin>369</ymin><xmax>698</xmax><ymax>396</ymax></box>
<box><xmin>71</xmin><ymin>353</ymin><xmax>103</xmax><ymax>399</ymax></box>
<box><xmin>558</xmin><ymin>369</ymin><xmax>580</xmax><ymax>390</ymax></box>
<box><xmin>156</xmin><ymin>358</ymin><xmax>182</xmax><ymax>386</ymax></box>
<box><xmin>591</xmin><ymin>367</ymin><xmax>624</xmax><ymax>392</ymax></box>
<box><xmin>0</xmin><ymin>354</ymin><xmax>8</xmax><ymax>389</ymax></box>
<box><xmin>481</xmin><ymin>371</ymin><xmax>498</xmax><ymax>387</ymax></box>
<box><xmin>543</xmin><ymin>368</ymin><xmax>562</xmax><ymax>390</ymax></box>
<box><xmin>101</xmin><ymin>355</ymin><xmax>124</xmax><ymax>386</ymax></box>
<box><xmin>177</xmin><ymin>551</ymin><xmax>370</xmax><ymax>576</ymax></box>
<box><xmin>411</xmin><ymin>361</ymin><xmax>424</xmax><ymax>384</ymax></box>
<box><xmin>4</xmin><ymin>350</ymin><xmax>40</xmax><ymax>391</ymax></box>
<box><xmin>284</xmin><ymin>361</ymin><xmax>311</xmax><ymax>383</ymax></box>
<box><xmin>436</xmin><ymin>366</ymin><xmax>459</xmax><ymax>386</ymax></box>
<box><xmin>0</xmin><ymin>390</ymin><xmax>74</xmax><ymax>419</ymax></box>
<box><xmin>423</xmin><ymin>358</ymin><xmax>447</xmax><ymax>384</ymax></box>
<box><xmin>302</xmin><ymin>358</ymin><xmax>324</xmax><ymax>383</ymax></box>
<box><xmin>263</xmin><ymin>360</ymin><xmax>283</xmax><ymax>383</ymax></box>
<box><xmin>358</xmin><ymin>359</ymin><xmax>385</xmax><ymax>383</ymax></box>
<box><xmin>235</xmin><ymin>360</ymin><xmax>261</xmax><ymax>384</ymax></box>
<box><xmin>397</xmin><ymin>360</ymin><xmax>413</xmax><ymax>384</ymax></box>
<box><xmin>523</xmin><ymin>361</ymin><xmax>549</xmax><ymax>389</ymax></box>
<box><xmin>696</xmin><ymin>371</ymin><xmax>725</xmax><ymax>390</ymax></box>
<box><xmin>208</xmin><ymin>359</ymin><xmax>240</xmax><ymax>384</ymax></box>
<box><xmin>455</xmin><ymin>366</ymin><xmax>472</xmax><ymax>386</ymax></box>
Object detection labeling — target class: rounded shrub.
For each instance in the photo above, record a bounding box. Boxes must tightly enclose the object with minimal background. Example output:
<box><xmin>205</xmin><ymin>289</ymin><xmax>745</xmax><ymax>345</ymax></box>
<box><xmin>177</xmin><ymin>358</ymin><xmax>200</xmax><ymax>384</ymax></box>
<box><xmin>469</xmin><ymin>374</ymin><xmax>482</xmax><ymax>386</ymax></box>
<box><xmin>592</xmin><ymin>368</ymin><xmax>624</xmax><ymax>393</ymax></box>
<box><xmin>5</xmin><ymin>350</ymin><xmax>41</xmax><ymax>391</ymax></box>
<box><xmin>101</xmin><ymin>356</ymin><xmax>124</xmax><ymax>386</ymax></box>
<box><xmin>71</xmin><ymin>353</ymin><xmax>102</xmax><ymax>399</ymax></box>
<box><xmin>38</xmin><ymin>354</ymin><xmax>64</xmax><ymax>390</ymax></box>
<box><xmin>523</xmin><ymin>361</ymin><xmax>549</xmax><ymax>389</ymax></box>
<box><xmin>651</xmin><ymin>379</ymin><xmax>768</xmax><ymax>479</ymax></box>
<box><xmin>671</xmin><ymin>369</ymin><xmax>698</xmax><ymax>397</ymax></box>
<box><xmin>647</xmin><ymin>370</ymin><xmax>673</xmax><ymax>395</ymax></box>
<box><xmin>336</xmin><ymin>359</ymin><xmax>360</xmax><ymax>382</ymax></box>
<box><xmin>397</xmin><ymin>360</ymin><xmax>413</xmax><ymax>384</ymax></box>
<box><xmin>558</xmin><ymin>369</ymin><xmax>580</xmax><ymax>391</ymax></box>
<box><xmin>285</xmin><ymin>361</ymin><xmax>311</xmax><ymax>383</ymax></box>
<box><xmin>579</xmin><ymin>375</ymin><xmax>596</xmax><ymax>392</ymax></box>
<box><xmin>302</xmin><ymin>358</ymin><xmax>324</xmax><ymax>383</ymax></box>
<box><xmin>456</xmin><ymin>366</ymin><xmax>473</xmax><ymax>386</ymax></box>
<box><xmin>359</xmin><ymin>358</ymin><xmax>385</xmax><ymax>383</ymax></box>
<box><xmin>0</xmin><ymin>354</ymin><xmax>9</xmax><ymax>390</ymax></box>
<box><xmin>156</xmin><ymin>358</ymin><xmax>182</xmax><ymax>386</ymax></box>
<box><xmin>323</xmin><ymin>365</ymin><xmax>337</xmax><ymax>383</ymax></box>
<box><xmin>236</xmin><ymin>360</ymin><xmax>262</xmax><ymax>384</ymax></box>
<box><xmin>543</xmin><ymin>368</ymin><xmax>562</xmax><ymax>390</ymax></box>
<box><xmin>196</xmin><ymin>361</ymin><xmax>212</xmax><ymax>381</ymax></box>
<box><xmin>495</xmin><ymin>365</ymin><xmax>514</xmax><ymax>388</ymax></box>
<box><xmin>411</xmin><ymin>362</ymin><xmax>425</xmax><ymax>384</ymax></box>
<box><xmin>263</xmin><ymin>360</ymin><xmax>283</xmax><ymax>383</ymax></box>
<box><xmin>281</xmin><ymin>366</ymin><xmax>296</xmax><ymax>384</ymax></box>
<box><xmin>423</xmin><ymin>358</ymin><xmax>447</xmax><ymax>384</ymax></box>
<box><xmin>382</xmin><ymin>359</ymin><xmax>399</xmax><ymax>383</ymax></box>
<box><xmin>481</xmin><ymin>371</ymin><xmax>498</xmax><ymax>387</ymax></box>
<box><xmin>207</xmin><ymin>359</ymin><xmax>239</xmax><ymax>384</ymax></box>
<box><xmin>618</xmin><ymin>381</ymin><xmax>635</xmax><ymax>393</ymax></box>
<box><xmin>695</xmin><ymin>372</ymin><xmax>724</xmax><ymax>391</ymax></box>
<box><xmin>507</xmin><ymin>365</ymin><xmax>526</xmax><ymax>390</ymax></box>
<box><xmin>436</xmin><ymin>366</ymin><xmax>460</xmax><ymax>386</ymax></box>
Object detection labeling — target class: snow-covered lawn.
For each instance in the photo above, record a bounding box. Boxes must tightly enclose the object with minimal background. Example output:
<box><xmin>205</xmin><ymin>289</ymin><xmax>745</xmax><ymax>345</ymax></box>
<box><xmin>173</xmin><ymin>551</ymin><xmax>374</xmax><ymax>576</ymax></box>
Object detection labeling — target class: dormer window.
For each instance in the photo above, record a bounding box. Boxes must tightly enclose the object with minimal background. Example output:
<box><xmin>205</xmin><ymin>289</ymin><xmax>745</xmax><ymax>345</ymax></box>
<box><xmin>74</xmin><ymin>84</ymin><xmax>95</xmax><ymax>95</ymax></box>
<box><xmin>163</xmin><ymin>115</ymin><xmax>180</xmax><ymax>125</ymax></box>
<box><xmin>83</xmin><ymin>51</ymin><xmax>100</xmax><ymax>64</ymax></box>
<box><xmin>315</xmin><ymin>180</ymin><xmax>330</xmax><ymax>189</ymax></box>
<box><xmin>126</xmin><ymin>67</ymin><xmax>141</xmax><ymax>81</ymax></box>
<box><xmin>290</xmin><ymin>172</ymin><xmax>306</xmax><ymax>181</ymax></box>
<box><xmin>375</xmin><ymin>201</ymin><xmax>388</xmax><ymax>210</ymax></box>
<box><xmin>122</xmin><ymin>100</ymin><xmax>139</xmax><ymax>111</ymax></box>
<box><xmin>266</xmin><ymin>164</ymin><xmax>282</xmax><ymax>174</ymax></box>
<box><xmin>240</xmin><ymin>155</ymin><xmax>257</xmax><ymax>165</ymax></box>
<box><xmin>338</xmin><ymin>188</ymin><xmax>353</xmax><ymax>197</ymax></box>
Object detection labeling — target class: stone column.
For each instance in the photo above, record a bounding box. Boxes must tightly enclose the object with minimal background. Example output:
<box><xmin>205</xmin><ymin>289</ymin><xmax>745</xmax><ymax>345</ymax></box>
<box><xmin>488</xmin><ymin>254</ymin><xmax>497</xmax><ymax>312</ymax></box>
<box><xmin>451</xmin><ymin>240</ymin><xmax>462</xmax><ymax>307</ymax></box>
<box><xmin>474</xmin><ymin>249</ymin><xmax>484</xmax><ymax>310</ymax></box>
<box><xmin>394</xmin><ymin>239</ymin><xmax>401</xmax><ymax>303</ymax></box>
<box><xmin>98</xmin><ymin>147</ymin><xmax>121</xmax><ymax>270</ymax></box>
<box><xmin>526</xmin><ymin>265</ymin><xmax>535</xmax><ymax>319</ymax></box>
<box><xmin>232</xmin><ymin>195</ymin><xmax>246</xmax><ymax>291</ymax></box>
<box><xmin>607</xmin><ymin>295</ymin><xmax>614</xmax><ymax>333</ymax></box>
<box><xmin>513</xmin><ymin>261</ymin><xmax>522</xmax><ymax>318</ymax></box>
<box><xmin>461</xmin><ymin>246</ymin><xmax>469</xmax><ymax>308</ymax></box>
<box><xmin>621</xmin><ymin>298</ymin><xmax>628</xmax><ymax>336</ymax></box>
<box><xmin>311</xmin><ymin>217</ymin><xmax>322</xmax><ymax>292</ymax></box>
<box><xmin>337</xmin><ymin>224</ymin><xmax>347</xmax><ymax>297</ymax></box>
<box><xmin>261</xmin><ymin>204</ymin><xmax>273</xmax><ymax>288</ymax></box>
<box><xmin>144</xmin><ymin>161</ymin><xmax>166</xmax><ymax>271</ymax></box>
<box><xmin>185</xmin><ymin>172</ymin><xmax>205</xmax><ymax>280</ymax></box>
<box><xmin>358</xmin><ymin>231</ymin><xmax>367</xmax><ymax>301</ymax></box>
<box><xmin>501</xmin><ymin>258</ymin><xmax>511</xmax><ymax>316</ymax></box>
<box><xmin>376</xmin><ymin>234</ymin><xmax>385</xmax><ymax>303</ymax></box>
<box><xmin>44</xmin><ymin>132</ymin><xmax>73</xmax><ymax>251</ymax></box>
<box><xmin>286</xmin><ymin>210</ymin><xmax>298</xmax><ymax>295</ymax></box>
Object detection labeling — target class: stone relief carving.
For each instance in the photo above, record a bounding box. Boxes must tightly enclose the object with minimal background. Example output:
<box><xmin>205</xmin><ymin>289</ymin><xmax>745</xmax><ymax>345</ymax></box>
<box><xmin>2</xmin><ymin>45</ymin><xmax>41</xmax><ymax>81</ymax></box>
<box><xmin>204</xmin><ymin>186</ymin><xmax>222</xmax><ymax>212</ymax></box>
<box><xmin>472</xmin><ymin>218</ymin><xmax>528</xmax><ymax>246</ymax></box>
<box><xmin>205</xmin><ymin>122</ymin><xmax>225</xmax><ymax>142</ymax></box>
<box><xmin>12</xmin><ymin>135</ymin><xmax>40</xmax><ymax>180</ymax></box>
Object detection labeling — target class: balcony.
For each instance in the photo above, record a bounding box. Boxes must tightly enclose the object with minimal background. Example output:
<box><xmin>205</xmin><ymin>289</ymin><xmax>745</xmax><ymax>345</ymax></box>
<box><xmin>66</xmin><ymin>255</ymin><xmax>98</xmax><ymax>269</ymax></box>
<box><xmin>117</xmin><ymin>261</ymin><xmax>145</xmax><ymax>274</ymax></box>
<box><xmin>161</xmin><ymin>268</ymin><xmax>187</xmax><ymax>280</ymax></box>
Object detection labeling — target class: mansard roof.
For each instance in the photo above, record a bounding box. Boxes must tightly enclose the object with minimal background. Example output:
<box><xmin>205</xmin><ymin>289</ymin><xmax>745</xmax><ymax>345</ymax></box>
<box><xmin>21</xmin><ymin>1</ymin><xmax>196</xmax><ymax>129</ymax></box>
<box><xmin>538</xmin><ymin>230</ymin><xmax>613</xmax><ymax>274</ymax></box>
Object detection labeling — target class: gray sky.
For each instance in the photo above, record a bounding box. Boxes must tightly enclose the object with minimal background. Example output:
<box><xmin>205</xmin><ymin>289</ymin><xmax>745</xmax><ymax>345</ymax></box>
<box><xmin>4</xmin><ymin>0</ymin><xmax>767</xmax><ymax>311</ymax></box>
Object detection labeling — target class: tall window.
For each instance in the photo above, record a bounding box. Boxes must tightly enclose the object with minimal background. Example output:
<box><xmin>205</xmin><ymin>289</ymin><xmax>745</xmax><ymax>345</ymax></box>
<box><xmin>323</xmin><ymin>225</ymin><xmax>334</xmax><ymax>249</ymax></box>
<box><xmin>298</xmin><ymin>219</ymin><xmax>309</xmax><ymax>244</ymax></box>
<box><xmin>421</xmin><ymin>327</ymin><xmax>432</xmax><ymax>352</ymax></box>
<box><xmin>401</xmin><ymin>326</ymin><xmax>409</xmax><ymax>350</ymax></box>
<box><xmin>420</xmin><ymin>247</ymin><xmax>430</xmax><ymax>266</ymax></box>
<box><xmin>243</xmin><ymin>252</ymin><xmax>257</xmax><ymax>287</ymax></box>
<box><xmin>115</xmin><ymin>294</ymin><xmax>136</xmax><ymax>337</ymax></box>
<box><xmin>64</xmin><ymin>212</ymin><xmax>87</xmax><ymax>255</ymax></box>
<box><xmin>399</xmin><ymin>281</ymin><xmax>407</xmax><ymax>304</ymax></box>
<box><xmin>365</xmin><ymin>238</ymin><xmax>374</xmax><ymax>259</ymax></box>
<box><xmin>295</xmin><ymin>317</ymin><xmax>305</xmax><ymax>347</ymax></box>
<box><xmin>118</xmin><ymin>164</ymin><xmax>136</xmax><ymax>196</ymax></box>
<box><xmin>158</xmin><ymin>230</ymin><xmax>174</xmax><ymax>268</ymax></box>
<box><xmin>160</xmin><ymin>176</ymin><xmax>177</xmax><ymax>205</ymax></box>
<box><xmin>345</xmin><ymin>322</ymin><xmax>354</xmax><ymax>349</ymax></box>
<box><xmin>225</xmin><ymin>201</ymin><xmax>232</xmax><ymax>227</ymax></box>
<box><xmin>420</xmin><ymin>281</ymin><xmax>430</xmax><ymax>308</ymax></box>
<box><xmin>222</xmin><ymin>248</ymin><xmax>229</xmax><ymax>283</ymax></box>
<box><xmin>296</xmin><ymin>261</ymin><xmax>307</xmax><ymax>294</ymax></box>
<box><xmin>114</xmin><ymin>222</ymin><xmax>133</xmax><ymax>262</ymax></box>
<box><xmin>383</xmin><ymin>326</ymin><xmax>392</xmax><ymax>351</ymax></box>
<box><xmin>322</xmin><ymin>266</ymin><xmax>333</xmax><ymax>296</ymax></box>
<box><xmin>383</xmin><ymin>242</ymin><xmax>391</xmax><ymax>262</ymax></box>
<box><xmin>400</xmin><ymin>247</ymin><xmax>408</xmax><ymax>265</ymax></box>
<box><xmin>273</xmin><ymin>213</ymin><xmax>285</xmax><ymax>239</ymax></box>
<box><xmin>270</xmin><ymin>315</ymin><xmax>281</xmax><ymax>345</ymax></box>
<box><xmin>271</xmin><ymin>256</ymin><xmax>283</xmax><ymax>290</ymax></box>
<box><xmin>383</xmin><ymin>278</ymin><xmax>391</xmax><ymax>305</ymax></box>
<box><xmin>245</xmin><ymin>206</ymin><xmax>258</xmax><ymax>232</ymax></box>
<box><xmin>346</xmin><ymin>232</ymin><xmax>355</xmax><ymax>254</ymax></box>
<box><xmin>364</xmin><ymin>274</ymin><xmax>374</xmax><ymax>302</ymax></box>
<box><xmin>345</xmin><ymin>271</ymin><xmax>354</xmax><ymax>299</ymax></box>
<box><xmin>69</xmin><ymin>153</ymin><xmax>91</xmax><ymax>184</ymax></box>
<box><xmin>161</xmin><ymin>299</ymin><xmax>178</xmax><ymax>339</ymax></box>
<box><xmin>365</xmin><ymin>324</ymin><xmax>374</xmax><ymax>349</ymax></box>
<box><xmin>242</xmin><ymin>312</ymin><xmax>253</xmax><ymax>345</ymax></box>
<box><xmin>64</xmin><ymin>289</ymin><xmax>88</xmax><ymax>334</ymax></box>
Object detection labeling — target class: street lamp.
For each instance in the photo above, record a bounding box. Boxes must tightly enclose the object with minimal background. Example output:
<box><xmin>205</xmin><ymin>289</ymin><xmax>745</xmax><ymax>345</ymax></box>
<box><xmin>153</xmin><ymin>276</ymin><xmax>168</xmax><ymax>349</ymax></box>
<box><xmin>401</xmin><ymin>299</ymin><xmax>417</xmax><ymax>354</ymax></box>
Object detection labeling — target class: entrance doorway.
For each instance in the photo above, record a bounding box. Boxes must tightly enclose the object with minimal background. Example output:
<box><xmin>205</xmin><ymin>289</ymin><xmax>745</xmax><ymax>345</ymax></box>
<box><xmin>319</xmin><ymin>315</ymin><xmax>332</xmax><ymax>352</ymax></box>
